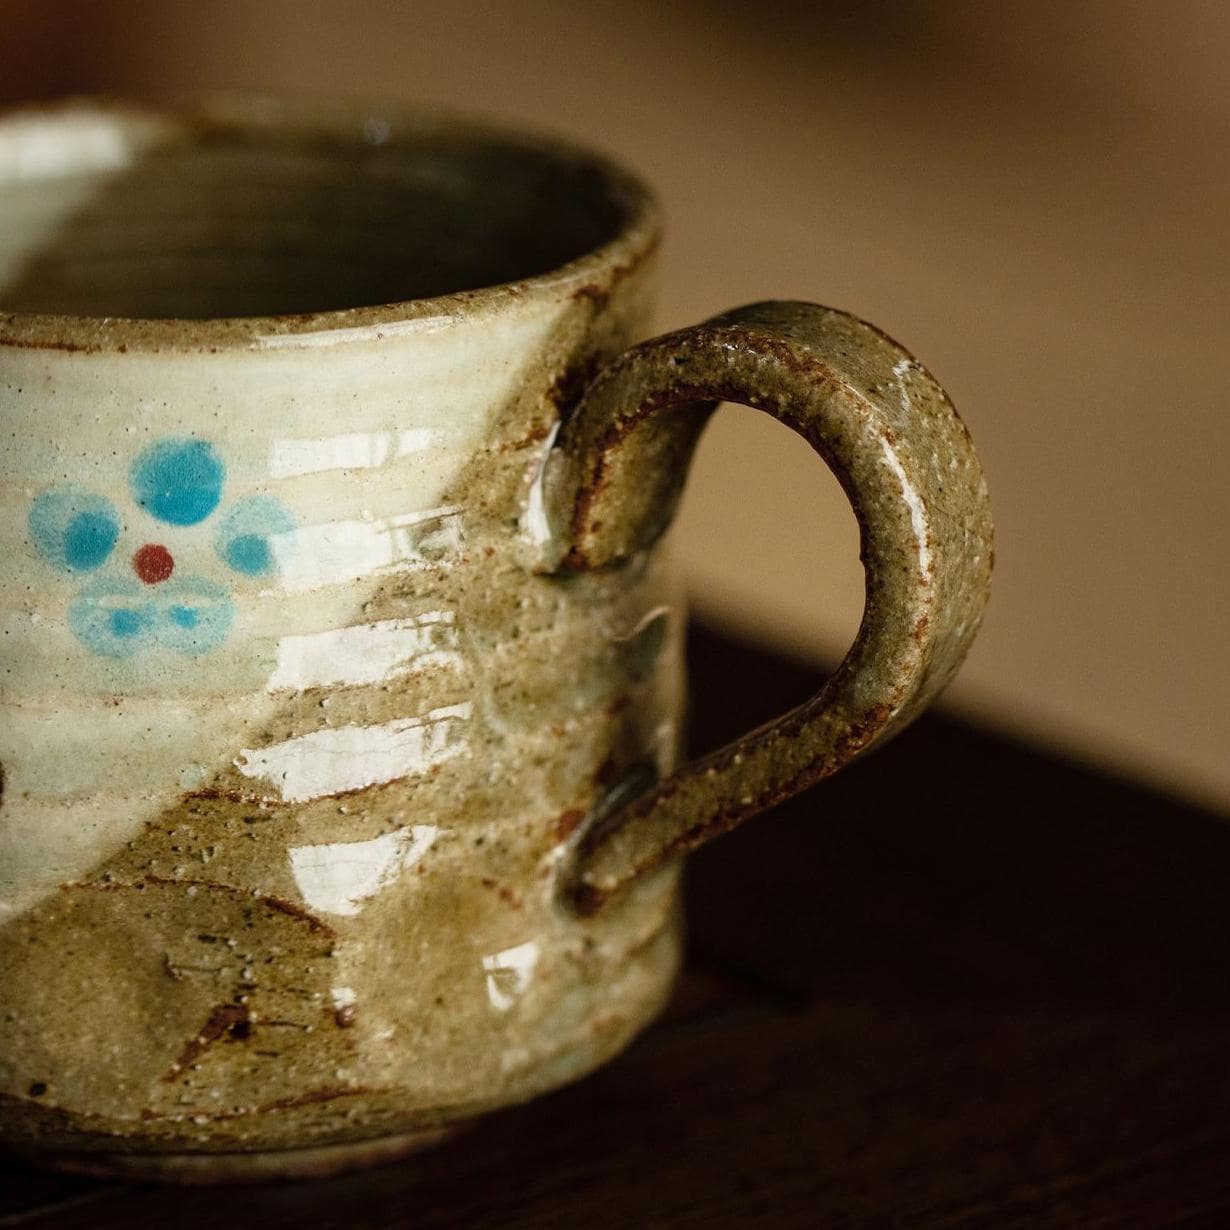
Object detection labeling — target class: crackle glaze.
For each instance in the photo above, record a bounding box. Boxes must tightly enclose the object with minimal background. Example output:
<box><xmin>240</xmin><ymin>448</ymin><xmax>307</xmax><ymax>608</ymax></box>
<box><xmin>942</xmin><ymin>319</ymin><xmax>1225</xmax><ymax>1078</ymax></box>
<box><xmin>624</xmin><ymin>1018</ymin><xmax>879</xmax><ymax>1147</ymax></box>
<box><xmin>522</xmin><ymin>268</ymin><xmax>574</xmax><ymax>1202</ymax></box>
<box><xmin>0</xmin><ymin>100</ymin><xmax>682</xmax><ymax>1177</ymax></box>
<box><xmin>0</xmin><ymin>98</ymin><xmax>994</xmax><ymax>1183</ymax></box>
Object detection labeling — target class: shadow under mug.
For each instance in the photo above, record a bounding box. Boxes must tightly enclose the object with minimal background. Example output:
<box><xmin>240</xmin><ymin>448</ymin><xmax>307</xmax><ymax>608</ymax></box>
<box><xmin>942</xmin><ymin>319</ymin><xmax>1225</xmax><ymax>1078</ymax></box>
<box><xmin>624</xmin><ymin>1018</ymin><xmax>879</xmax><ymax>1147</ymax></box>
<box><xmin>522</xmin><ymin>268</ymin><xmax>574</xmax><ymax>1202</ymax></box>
<box><xmin>0</xmin><ymin>97</ymin><xmax>992</xmax><ymax>1182</ymax></box>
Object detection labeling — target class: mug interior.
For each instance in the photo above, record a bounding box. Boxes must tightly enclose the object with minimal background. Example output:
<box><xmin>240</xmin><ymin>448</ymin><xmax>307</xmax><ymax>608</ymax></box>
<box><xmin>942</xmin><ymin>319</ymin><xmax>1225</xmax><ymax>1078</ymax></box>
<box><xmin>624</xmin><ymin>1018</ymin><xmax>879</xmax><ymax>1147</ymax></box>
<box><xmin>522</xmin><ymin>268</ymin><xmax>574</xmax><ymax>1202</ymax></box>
<box><xmin>0</xmin><ymin>102</ymin><xmax>639</xmax><ymax>321</ymax></box>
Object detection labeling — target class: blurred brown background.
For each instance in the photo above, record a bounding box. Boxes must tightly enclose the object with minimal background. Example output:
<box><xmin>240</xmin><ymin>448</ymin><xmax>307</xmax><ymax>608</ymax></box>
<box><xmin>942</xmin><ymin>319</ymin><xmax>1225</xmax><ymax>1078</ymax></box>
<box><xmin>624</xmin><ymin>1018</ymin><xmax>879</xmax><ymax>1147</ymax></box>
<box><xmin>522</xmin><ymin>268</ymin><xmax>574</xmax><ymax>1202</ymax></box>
<box><xmin>4</xmin><ymin>0</ymin><xmax>1226</xmax><ymax>809</ymax></box>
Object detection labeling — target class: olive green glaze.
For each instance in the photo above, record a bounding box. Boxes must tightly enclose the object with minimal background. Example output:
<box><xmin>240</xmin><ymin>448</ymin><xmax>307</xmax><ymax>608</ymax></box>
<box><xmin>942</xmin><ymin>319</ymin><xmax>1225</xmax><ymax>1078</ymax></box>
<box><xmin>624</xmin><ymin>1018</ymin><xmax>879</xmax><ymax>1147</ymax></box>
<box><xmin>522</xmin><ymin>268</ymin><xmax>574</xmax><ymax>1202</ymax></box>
<box><xmin>0</xmin><ymin>99</ymin><xmax>991</xmax><ymax>1183</ymax></box>
<box><xmin>542</xmin><ymin>302</ymin><xmax>993</xmax><ymax>912</ymax></box>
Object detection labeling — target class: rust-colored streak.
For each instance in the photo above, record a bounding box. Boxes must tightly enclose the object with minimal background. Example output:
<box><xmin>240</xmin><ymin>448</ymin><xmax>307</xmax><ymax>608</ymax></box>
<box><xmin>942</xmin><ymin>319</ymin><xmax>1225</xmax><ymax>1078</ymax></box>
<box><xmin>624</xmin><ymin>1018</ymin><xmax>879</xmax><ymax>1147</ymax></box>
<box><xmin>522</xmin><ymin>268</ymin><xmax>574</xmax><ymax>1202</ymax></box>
<box><xmin>184</xmin><ymin>786</ymin><xmax>260</xmax><ymax>804</ymax></box>
<box><xmin>253</xmin><ymin>892</ymin><xmax>336</xmax><ymax>935</ymax></box>
<box><xmin>140</xmin><ymin>1084</ymin><xmax>383</xmax><ymax>1124</ymax></box>
<box><xmin>496</xmin><ymin>422</ymin><xmax>551</xmax><ymax>453</ymax></box>
<box><xmin>547</xmin><ymin>353</ymin><xmax>602</xmax><ymax>420</ymax></box>
<box><xmin>568</xmin><ymin>232</ymin><xmax>659</xmax><ymax>308</ymax></box>
<box><xmin>255</xmin><ymin>1085</ymin><xmax>377</xmax><ymax>1115</ymax></box>
<box><xmin>0</xmin><ymin>335</ymin><xmax>103</xmax><ymax>353</ymax></box>
<box><xmin>569</xmin><ymin>283</ymin><xmax>609</xmax><ymax>308</ymax></box>
<box><xmin>554</xmin><ymin>808</ymin><xmax>586</xmax><ymax>841</ymax></box>
<box><xmin>66</xmin><ymin>875</ymin><xmax>336</xmax><ymax>938</ymax></box>
<box><xmin>147</xmin><ymin>876</ymin><xmax>336</xmax><ymax>935</ymax></box>
<box><xmin>162</xmin><ymin>1002</ymin><xmax>250</xmax><ymax>1081</ymax></box>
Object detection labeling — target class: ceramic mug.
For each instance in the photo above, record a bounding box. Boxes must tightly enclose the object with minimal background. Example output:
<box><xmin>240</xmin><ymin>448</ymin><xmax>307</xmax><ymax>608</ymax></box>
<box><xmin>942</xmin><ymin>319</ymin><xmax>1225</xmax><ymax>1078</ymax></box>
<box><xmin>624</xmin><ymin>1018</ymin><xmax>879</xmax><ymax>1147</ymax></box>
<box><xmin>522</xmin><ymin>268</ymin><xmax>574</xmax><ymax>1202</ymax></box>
<box><xmin>0</xmin><ymin>98</ymin><xmax>992</xmax><ymax>1181</ymax></box>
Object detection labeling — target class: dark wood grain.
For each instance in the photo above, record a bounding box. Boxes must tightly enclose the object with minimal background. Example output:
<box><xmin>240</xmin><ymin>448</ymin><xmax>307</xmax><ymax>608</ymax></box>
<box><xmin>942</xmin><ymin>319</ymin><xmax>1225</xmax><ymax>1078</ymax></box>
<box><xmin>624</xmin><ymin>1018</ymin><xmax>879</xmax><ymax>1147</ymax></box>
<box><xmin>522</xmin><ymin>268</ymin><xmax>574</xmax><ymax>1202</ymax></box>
<box><xmin>3</xmin><ymin>625</ymin><xmax>1227</xmax><ymax>1228</ymax></box>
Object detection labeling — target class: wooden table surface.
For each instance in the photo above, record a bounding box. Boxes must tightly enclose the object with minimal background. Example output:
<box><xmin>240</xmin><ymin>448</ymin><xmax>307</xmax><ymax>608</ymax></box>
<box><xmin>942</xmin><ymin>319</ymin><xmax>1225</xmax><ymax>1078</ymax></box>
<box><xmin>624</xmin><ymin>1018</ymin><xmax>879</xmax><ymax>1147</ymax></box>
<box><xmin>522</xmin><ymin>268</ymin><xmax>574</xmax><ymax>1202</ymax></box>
<box><xmin>3</xmin><ymin>625</ymin><xmax>1227</xmax><ymax>1228</ymax></box>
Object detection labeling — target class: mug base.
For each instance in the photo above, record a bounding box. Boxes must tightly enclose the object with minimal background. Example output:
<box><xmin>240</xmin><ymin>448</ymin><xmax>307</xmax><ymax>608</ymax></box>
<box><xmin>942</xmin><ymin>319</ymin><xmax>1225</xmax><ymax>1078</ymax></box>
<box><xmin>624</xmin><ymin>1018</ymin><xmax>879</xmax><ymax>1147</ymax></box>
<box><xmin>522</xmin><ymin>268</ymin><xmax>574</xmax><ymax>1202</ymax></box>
<box><xmin>20</xmin><ymin>1123</ymin><xmax>462</xmax><ymax>1185</ymax></box>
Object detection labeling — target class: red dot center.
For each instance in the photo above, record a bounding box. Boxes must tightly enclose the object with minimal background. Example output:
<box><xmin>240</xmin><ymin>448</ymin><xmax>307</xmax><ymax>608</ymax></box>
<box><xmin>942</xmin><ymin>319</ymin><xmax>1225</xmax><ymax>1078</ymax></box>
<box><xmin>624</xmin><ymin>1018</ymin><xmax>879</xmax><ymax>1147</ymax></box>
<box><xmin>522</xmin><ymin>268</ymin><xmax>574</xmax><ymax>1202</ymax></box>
<box><xmin>134</xmin><ymin>543</ymin><xmax>174</xmax><ymax>584</ymax></box>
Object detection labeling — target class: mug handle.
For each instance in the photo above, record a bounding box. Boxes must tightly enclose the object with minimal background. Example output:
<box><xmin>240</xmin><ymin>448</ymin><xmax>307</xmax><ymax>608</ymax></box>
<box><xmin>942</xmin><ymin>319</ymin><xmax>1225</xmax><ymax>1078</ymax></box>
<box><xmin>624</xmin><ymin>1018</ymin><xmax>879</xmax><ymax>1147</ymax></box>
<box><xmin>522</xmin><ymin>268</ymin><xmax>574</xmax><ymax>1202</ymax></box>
<box><xmin>539</xmin><ymin>301</ymin><xmax>993</xmax><ymax>914</ymax></box>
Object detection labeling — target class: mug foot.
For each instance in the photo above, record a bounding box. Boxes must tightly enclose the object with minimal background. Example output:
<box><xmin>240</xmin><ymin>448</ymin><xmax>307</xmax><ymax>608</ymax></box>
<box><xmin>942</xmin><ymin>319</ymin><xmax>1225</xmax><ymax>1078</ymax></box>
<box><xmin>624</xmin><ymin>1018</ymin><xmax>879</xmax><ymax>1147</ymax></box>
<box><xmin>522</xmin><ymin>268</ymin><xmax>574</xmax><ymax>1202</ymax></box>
<box><xmin>23</xmin><ymin>1124</ymin><xmax>461</xmax><ymax>1184</ymax></box>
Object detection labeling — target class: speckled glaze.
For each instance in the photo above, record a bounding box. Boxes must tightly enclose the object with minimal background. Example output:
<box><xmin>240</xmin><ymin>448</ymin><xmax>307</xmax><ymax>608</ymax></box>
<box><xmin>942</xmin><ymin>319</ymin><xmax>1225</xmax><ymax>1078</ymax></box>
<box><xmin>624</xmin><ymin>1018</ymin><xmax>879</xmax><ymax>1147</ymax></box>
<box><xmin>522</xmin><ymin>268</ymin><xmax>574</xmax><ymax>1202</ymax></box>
<box><xmin>0</xmin><ymin>99</ymin><xmax>991</xmax><ymax>1182</ymax></box>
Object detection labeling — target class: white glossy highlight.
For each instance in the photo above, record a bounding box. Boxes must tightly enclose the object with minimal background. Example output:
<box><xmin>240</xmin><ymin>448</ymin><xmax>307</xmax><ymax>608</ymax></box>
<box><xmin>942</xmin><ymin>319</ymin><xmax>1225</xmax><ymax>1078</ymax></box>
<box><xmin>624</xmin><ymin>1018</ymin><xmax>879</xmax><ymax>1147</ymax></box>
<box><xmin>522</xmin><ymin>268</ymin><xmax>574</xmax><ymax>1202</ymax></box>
<box><xmin>0</xmin><ymin>113</ymin><xmax>140</xmax><ymax>180</ymax></box>
<box><xmin>271</xmin><ymin>507</ymin><xmax>463</xmax><ymax>592</ymax></box>
<box><xmin>288</xmin><ymin>825</ymin><xmax>442</xmax><ymax>917</ymax></box>
<box><xmin>616</xmin><ymin>604</ymin><xmax>672</xmax><ymax>642</ymax></box>
<box><xmin>253</xmin><ymin>312</ymin><xmax>456</xmax><ymax>349</ymax></box>
<box><xmin>268</xmin><ymin>429</ymin><xmax>436</xmax><ymax>479</ymax></box>
<box><xmin>879</xmin><ymin>436</ymin><xmax>933</xmax><ymax>578</ymax></box>
<box><xmin>235</xmin><ymin>703</ymin><xmax>471</xmax><ymax>802</ymax></box>
<box><xmin>266</xmin><ymin>611</ymin><xmax>458</xmax><ymax>691</ymax></box>
<box><xmin>524</xmin><ymin>420</ymin><xmax>561</xmax><ymax>549</ymax></box>
<box><xmin>892</xmin><ymin>357</ymin><xmax>916</xmax><ymax>415</ymax></box>
<box><xmin>482</xmin><ymin>940</ymin><xmax>540</xmax><ymax>1011</ymax></box>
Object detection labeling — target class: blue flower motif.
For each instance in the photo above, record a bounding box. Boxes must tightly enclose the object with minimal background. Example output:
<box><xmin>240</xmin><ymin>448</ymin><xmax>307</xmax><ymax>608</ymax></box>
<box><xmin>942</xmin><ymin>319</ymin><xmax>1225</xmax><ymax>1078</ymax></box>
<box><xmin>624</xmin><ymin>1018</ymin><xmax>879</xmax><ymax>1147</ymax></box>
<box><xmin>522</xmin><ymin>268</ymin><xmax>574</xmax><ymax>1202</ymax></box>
<box><xmin>28</xmin><ymin>437</ymin><xmax>295</xmax><ymax>659</ymax></box>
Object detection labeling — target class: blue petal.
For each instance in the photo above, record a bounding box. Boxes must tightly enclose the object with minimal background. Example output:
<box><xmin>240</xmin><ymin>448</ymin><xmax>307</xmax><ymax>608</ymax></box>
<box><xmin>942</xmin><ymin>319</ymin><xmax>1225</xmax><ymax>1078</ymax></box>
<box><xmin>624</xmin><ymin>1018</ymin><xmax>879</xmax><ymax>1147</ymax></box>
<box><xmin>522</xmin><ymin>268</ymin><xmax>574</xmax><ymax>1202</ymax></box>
<box><xmin>29</xmin><ymin>488</ymin><xmax>120</xmax><ymax>573</ymax></box>
<box><xmin>214</xmin><ymin>495</ymin><xmax>296</xmax><ymax>577</ymax></box>
<box><xmin>224</xmin><ymin>534</ymin><xmax>274</xmax><ymax>576</ymax></box>
<box><xmin>154</xmin><ymin>576</ymin><xmax>234</xmax><ymax>655</ymax></box>
<box><xmin>69</xmin><ymin>577</ymin><xmax>156</xmax><ymax>657</ymax></box>
<box><xmin>131</xmin><ymin>438</ymin><xmax>225</xmax><ymax>526</ymax></box>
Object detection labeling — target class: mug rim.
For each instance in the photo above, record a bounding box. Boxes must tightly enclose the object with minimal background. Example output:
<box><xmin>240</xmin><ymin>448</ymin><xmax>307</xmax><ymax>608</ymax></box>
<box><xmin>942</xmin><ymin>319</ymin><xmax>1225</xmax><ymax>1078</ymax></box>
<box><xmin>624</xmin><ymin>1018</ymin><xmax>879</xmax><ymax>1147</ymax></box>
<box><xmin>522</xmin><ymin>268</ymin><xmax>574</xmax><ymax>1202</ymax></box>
<box><xmin>0</xmin><ymin>95</ymin><xmax>661</xmax><ymax>354</ymax></box>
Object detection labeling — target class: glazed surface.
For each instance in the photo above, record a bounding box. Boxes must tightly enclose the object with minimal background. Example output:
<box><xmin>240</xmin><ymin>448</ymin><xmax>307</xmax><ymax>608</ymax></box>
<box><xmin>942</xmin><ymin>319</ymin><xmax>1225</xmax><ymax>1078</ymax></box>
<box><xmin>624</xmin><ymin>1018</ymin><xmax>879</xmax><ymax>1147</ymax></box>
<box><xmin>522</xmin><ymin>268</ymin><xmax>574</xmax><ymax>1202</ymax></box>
<box><xmin>0</xmin><ymin>101</ymin><xmax>680</xmax><ymax>1159</ymax></box>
